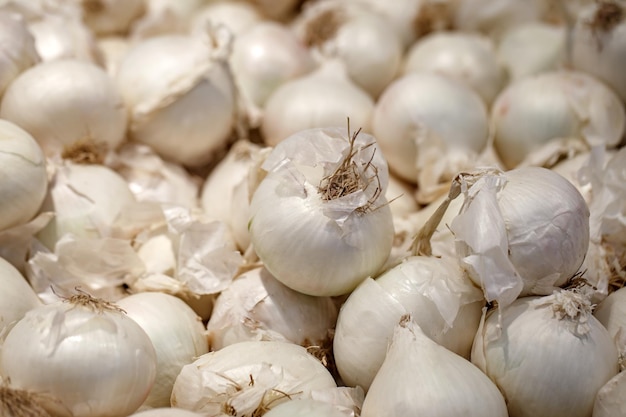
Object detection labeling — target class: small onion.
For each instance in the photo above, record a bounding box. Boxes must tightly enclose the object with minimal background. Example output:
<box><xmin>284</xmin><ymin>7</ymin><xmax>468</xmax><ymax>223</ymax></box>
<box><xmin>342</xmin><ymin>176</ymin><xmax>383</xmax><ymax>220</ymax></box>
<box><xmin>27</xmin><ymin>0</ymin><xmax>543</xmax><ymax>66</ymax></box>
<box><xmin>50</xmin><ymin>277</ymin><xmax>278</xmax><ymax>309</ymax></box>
<box><xmin>372</xmin><ymin>72</ymin><xmax>489</xmax><ymax>203</ymax></box>
<box><xmin>451</xmin><ymin>167</ymin><xmax>590</xmax><ymax>307</ymax></box>
<box><xmin>261</xmin><ymin>59</ymin><xmax>374</xmax><ymax>147</ymax></box>
<box><xmin>491</xmin><ymin>70</ymin><xmax>626</xmax><ymax>169</ymax></box>
<box><xmin>571</xmin><ymin>0</ymin><xmax>626</xmax><ymax>102</ymax></box>
<box><xmin>116</xmin><ymin>292</ymin><xmax>209</xmax><ymax>408</ymax></box>
<box><xmin>0</xmin><ymin>119</ymin><xmax>47</xmax><ymax>232</ymax></box>
<box><xmin>0</xmin><ymin>11</ymin><xmax>39</xmax><ymax>97</ymax></box>
<box><xmin>403</xmin><ymin>31</ymin><xmax>506</xmax><ymax>104</ymax></box>
<box><xmin>0</xmin><ymin>292</ymin><xmax>157</xmax><ymax>417</ymax></box>
<box><xmin>116</xmin><ymin>28</ymin><xmax>236</xmax><ymax>167</ymax></box>
<box><xmin>472</xmin><ymin>291</ymin><xmax>619</xmax><ymax>417</ymax></box>
<box><xmin>0</xmin><ymin>59</ymin><xmax>127</xmax><ymax>157</ymax></box>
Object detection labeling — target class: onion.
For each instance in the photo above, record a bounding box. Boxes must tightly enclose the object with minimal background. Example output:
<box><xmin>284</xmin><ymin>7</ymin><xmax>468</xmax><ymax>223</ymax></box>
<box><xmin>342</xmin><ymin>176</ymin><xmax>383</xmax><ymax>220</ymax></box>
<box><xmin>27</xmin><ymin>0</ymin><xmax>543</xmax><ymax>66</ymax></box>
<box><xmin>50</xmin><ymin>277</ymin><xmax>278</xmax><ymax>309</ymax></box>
<box><xmin>0</xmin><ymin>11</ymin><xmax>39</xmax><ymax>97</ymax></box>
<box><xmin>116</xmin><ymin>28</ymin><xmax>236</xmax><ymax>167</ymax></box>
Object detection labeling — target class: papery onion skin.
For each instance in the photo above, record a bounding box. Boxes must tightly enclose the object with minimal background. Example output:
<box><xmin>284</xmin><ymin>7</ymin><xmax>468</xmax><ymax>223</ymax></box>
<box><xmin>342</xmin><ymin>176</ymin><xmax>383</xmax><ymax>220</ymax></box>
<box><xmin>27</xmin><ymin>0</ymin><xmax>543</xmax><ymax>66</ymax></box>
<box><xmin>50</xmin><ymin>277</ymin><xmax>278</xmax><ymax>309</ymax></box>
<box><xmin>0</xmin><ymin>298</ymin><xmax>157</xmax><ymax>417</ymax></box>
<box><xmin>0</xmin><ymin>59</ymin><xmax>127</xmax><ymax>157</ymax></box>
<box><xmin>0</xmin><ymin>256</ymin><xmax>41</xmax><ymax>344</ymax></box>
<box><xmin>0</xmin><ymin>119</ymin><xmax>47</xmax><ymax>232</ymax></box>
<box><xmin>472</xmin><ymin>294</ymin><xmax>619</xmax><ymax>417</ymax></box>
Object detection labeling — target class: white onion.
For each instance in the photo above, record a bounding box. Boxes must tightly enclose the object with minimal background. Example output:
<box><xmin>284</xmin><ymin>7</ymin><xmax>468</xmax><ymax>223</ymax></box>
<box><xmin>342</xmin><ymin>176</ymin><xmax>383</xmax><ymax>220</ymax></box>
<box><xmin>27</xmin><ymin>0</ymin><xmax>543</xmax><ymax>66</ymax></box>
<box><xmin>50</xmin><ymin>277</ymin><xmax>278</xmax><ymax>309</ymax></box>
<box><xmin>451</xmin><ymin>167</ymin><xmax>590</xmax><ymax>307</ymax></box>
<box><xmin>372</xmin><ymin>72</ymin><xmax>489</xmax><ymax>203</ymax></box>
<box><xmin>206</xmin><ymin>266</ymin><xmax>337</xmax><ymax>350</ymax></box>
<box><xmin>96</xmin><ymin>35</ymin><xmax>131</xmax><ymax>77</ymax></box>
<box><xmin>0</xmin><ymin>292</ymin><xmax>157</xmax><ymax>417</ymax></box>
<box><xmin>0</xmin><ymin>119</ymin><xmax>47</xmax><ymax>232</ymax></box>
<box><xmin>130</xmin><ymin>409</ymin><xmax>206</xmax><ymax>417</ymax></box>
<box><xmin>230</xmin><ymin>21</ymin><xmax>314</xmax><ymax>127</ymax></box>
<box><xmin>403</xmin><ymin>31</ymin><xmax>506</xmax><ymax>104</ymax></box>
<box><xmin>0</xmin><ymin>11</ymin><xmax>39</xmax><ymax>97</ymax></box>
<box><xmin>116</xmin><ymin>292</ymin><xmax>209</xmax><ymax>408</ymax></box>
<box><xmin>472</xmin><ymin>291</ymin><xmax>619</xmax><ymax>417</ymax></box>
<box><xmin>0</xmin><ymin>59</ymin><xmax>127</xmax><ymax>157</ymax></box>
<box><xmin>249</xmin><ymin>127</ymin><xmax>394</xmax><ymax>296</ymax></box>
<box><xmin>293</xmin><ymin>0</ymin><xmax>404</xmax><ymax>98</ymax></box>
<box><xmin>27</xmin><ymin>12</ymin><xmax>104</xmax><ymax>65</ymax></box>
<box><xmin>130</xmin><ymin>0</ymin><xmax>207</xmax><ymax>39</ymax></box>
<box><xmin>334</xmin><ymin>255</ymin><xmax>484</xmax><ymax>391</ymax></box>
<box><xmin>171</xmin><ymin>340</ymin><xmax>337</xmax><ymax>415</ymax></box>
<box><xmin>116</xmin><ymin>29</ymin><xmax>236</xmax><ymax>167</ymax></box>
<box><xmin>571</xmin><ymin>0</ymin><xmax>626</xmax><ymax>102</ymax></box>
<box><xmin>261</xmin><ymin>60</ymin><xmax>374</xmax><ymax>147</ymax></box>
<box><xmin>491</xmin><ymin>70</ymin><xmax>626</xmax><ymax>169</ymax></box>
<box><xmin>497</xmin><ymin>22</ymin><xmax>567</xmax><ymax>81</ymax></box>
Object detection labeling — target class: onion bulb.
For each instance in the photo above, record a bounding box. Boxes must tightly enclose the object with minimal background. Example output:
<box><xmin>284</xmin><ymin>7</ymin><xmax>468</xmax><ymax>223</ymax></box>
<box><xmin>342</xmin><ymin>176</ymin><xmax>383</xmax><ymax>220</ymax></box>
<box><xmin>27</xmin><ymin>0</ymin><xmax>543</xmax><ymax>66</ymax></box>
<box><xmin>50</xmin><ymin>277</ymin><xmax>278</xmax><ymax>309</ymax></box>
<box><xmin>249</xmin><ymin>126</ymin><xmax>394</xmax><ymax>296</ymax></box>
<box><xmin>451</xmin><ymin>167</ymin><xmax>590</xmax><ymax>308</ymax></box>
<box><xmin>0</xmin><ymin>11</ymin><xmax>39</xmax><ymax>97</ymax></box>
<box><xmin>76</xmin><ymin>0</ymin><xmax>145</xmax><ymax>36</ymax></box>
<box><xmin>293</xmin><ymin>0</ymin><xmax>403</xmax><ymax>98</ymax></box>
<box><xmin>403</xmin><ymin>31</ymin><xmax>506</xmax><ymax>104</ymax></box>
<box><xmin>372</xmin><ymin>71</ymin><xmax>489</xmax><ymax>203</ymax></box>
<box><xmin>571</xmin><ymin>0</ymin><xmax>626</xmax><ymax>102</ymax></box>
<box><xmin>472</xmin><ymin>291</ymin><xmax>619</xmax><ymax>417</ymax></box>
<box><xmin>0</xmin><ymin>291</ymin><xmax>157</xmax><ymax>417</ymax></box>
<box><xmin>116</xmin><ymin>292</ymin><xmax>209</xmax><ymax>408</ymax></box>
<box><xmin>0</xmin><ymin>59</ymin><xmax>127</xmax><ymax>158</ymax></box>
<box><xmin>116</xmin><ymin>27</ymin><xmax>236</xmax><ymax>167</ymax></box>
<box><xmin>261</xmin><ymin>60</ymin><xmax>374</xmax><ymax>147</ymax></box>
<box><xmin>491</xmin><ymin>70</ymin><xmax>626</xmax><ymax>169</ymax></box>
<box><xmin>361</xmin><ymin>315</ymin><xmax>508</xmax><ymax>417</ymax></box>
<box><xmin>191</xmin><ymin>1</ymin><xmax>263</xmax><ymax>38</ymax></box>
<box><xmin>0</xmin><ymin>119</ymin><xmax>47</xmax><ymax>232</ymax></box>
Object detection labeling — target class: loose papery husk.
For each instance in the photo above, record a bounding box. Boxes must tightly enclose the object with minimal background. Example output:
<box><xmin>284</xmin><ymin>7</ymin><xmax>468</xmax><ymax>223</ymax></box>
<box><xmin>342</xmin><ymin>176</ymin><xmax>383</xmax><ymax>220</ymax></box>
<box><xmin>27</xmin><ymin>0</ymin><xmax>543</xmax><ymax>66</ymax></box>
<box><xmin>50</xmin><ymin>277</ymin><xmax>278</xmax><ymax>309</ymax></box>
<box><xmin>0</xmin><ymin>383</ymin><xmax>72</xmax><ymax>417</ymax></box>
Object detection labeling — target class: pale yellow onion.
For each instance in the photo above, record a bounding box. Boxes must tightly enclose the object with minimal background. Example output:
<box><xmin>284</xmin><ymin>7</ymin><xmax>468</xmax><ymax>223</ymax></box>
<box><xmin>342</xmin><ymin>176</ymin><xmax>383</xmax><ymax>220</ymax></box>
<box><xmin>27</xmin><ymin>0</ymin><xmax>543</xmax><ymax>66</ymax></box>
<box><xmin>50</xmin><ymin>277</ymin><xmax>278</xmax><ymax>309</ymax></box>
<box><xmin>0</xmin><ymin>119</ymin><xmax>47</xmax><ymax>232</ymax></box>
<box><xmin>171</xmin><ymin>341</ymin><xmax>337</xmax><ymax>415</ymax></box>
<box><xmin>27</xmin><ymin>12</ymin><xmax>104</xmax><ymax>65</ymax></box>
<box><xmin>0</xmin><ymin>293</ymin><xmax>157</xmax><ymax>417</ymax></box>
<box><xmin>403</xmin><ymin>31</ymin><xmax>506</xmax><ymax>104</ymax></box>
<box><xmin>0</xmin><ymin>11</ymin><xmax>39</xmax><ymax>97</ymax></box>
<box><xmin>472</xmin><ymin>291</ymin><xmax>619</xmax><ymax>417</ymax></box>
<box><xmin>361</xmin><ymin>315</ymin><xmax>508</xmax><ymax>417</ymax></box>
<box><xmin>451</xmin><ymin>167</ymin><xmax>590</xmax><ymax>308</ymax></box>
<box><xmin>293</xmin><ymin>0</ymin><xmax>403</xmax><ymax>98</ymax></box>
<box><xmin>0</xmin><ymin>256</ymin><xmax>41</xmax><ymax>344</ymax></box>
<box><xmin>206</xmin><ymin>266</ymin><xmax>337</xmax><ymax>350</ymax></box>
<box><xmin>116</xmin><ymin>292</ymin><xmax>209</xmax><ymax>408</ymax></box>
<box><xmin>249</xmin><ymin>127</ymin><xmax>393</xmax><ymax>296</ymax></box>
<box><xmin>200</xmin><ymin>140</ymin><xmax>266</xmax><ymax>252</ymax></box>
<box><xmin>497</xmin><ymin>22</ymin><xmax>567</xmax><ymax>81</ymax></box>
<box><xmin>75</xmin><ymin>0</ymin><xmax>145</xmax><ymax>36</ymax></box>
<box><xmin>116</xmin><ymin>29</ymin><xmax>236</xmax><ymax>167</ymax></box>
<box><xmin>36</xmin><ymin>162</ymin><xmax>136</xmax><ymax>250</ymax></box>
<box><xmin>372</xmin><ymin>72</ymin><xmax>489</xmax><ymax>203</ymax></box>
<box><xmin>230</xmin><ymin>21</ymin><xmax>315</xmax><ymax>127</ymax></box>
<box><xmin>261</xmin><ymin>59</ymin><xmax>374</xmax><ymax>147</ymax></box>
<box><xmin>334</xmin><ymin>256</ymin><xmax>484</xmax><ymax>391</ymax></box>
<box><xmin>571</xmin><ymin>0</ymin><xmax>626</xmax><ymax>102</ymax></box>
<box><xmin>0</xmin><ymin>59</ymin><xmax>127</xmax><ymax>157</ymax></box>
<box><xmin>491</xmin><ymin>70</ymin><xmax>626</xmax><ymax>169</ymax></box>
<box><xmin>191</xmin><ymin>1</ymin><xmax>263</xmax><ymax>39</ymax></box>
